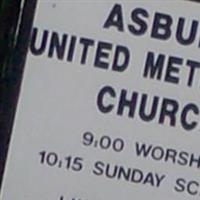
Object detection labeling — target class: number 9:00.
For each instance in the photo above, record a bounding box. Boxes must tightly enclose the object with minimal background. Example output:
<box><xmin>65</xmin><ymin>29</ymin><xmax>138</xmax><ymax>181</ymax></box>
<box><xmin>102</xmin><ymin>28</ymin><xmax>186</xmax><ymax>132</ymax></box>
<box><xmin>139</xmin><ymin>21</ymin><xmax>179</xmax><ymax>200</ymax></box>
<box><xmin>82</xmin><ymin>131</ymin><xmax>125</xmax><ymax>152</ymax></box>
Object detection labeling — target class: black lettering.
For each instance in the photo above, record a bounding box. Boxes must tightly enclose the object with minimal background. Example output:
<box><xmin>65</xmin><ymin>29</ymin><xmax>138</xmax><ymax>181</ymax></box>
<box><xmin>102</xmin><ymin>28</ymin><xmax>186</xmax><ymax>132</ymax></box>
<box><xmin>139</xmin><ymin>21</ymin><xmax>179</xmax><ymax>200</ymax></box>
<box><xmin>135</xmin><ymin>142</ymin><xmax>152</xmax><ymax>157</ymax></box>
<box><xmin>103</xmin><ymin>4</ymin><xmax>124</xmax><ymax>32</ymax></box>
<box><xmin>151</xmin><ymin>12</ymin><xmax>172</xmax><ymax>40</ymax></box>
<box><xmin>131</xmin><ymin>169</ymin><xmax>143</xmax><ymax>183</ymax></box>
<box><xmin>174</xmin><ymin>178</ymin><xmax>185</xmax><ymax>192</ymax></box>
<box><xmin>189</xmin><ymin>154</ymin><xmax>200</xmax><ymax>168</ymax></box>
<box><xmin>66</xmin><ymin>36</ymin><xmax>77</xmax><ymax>62</ymax></box>
<box><xmin>186</xmin><ymin>60</ymin><xmax>200</xmax><ymax>87</ymax></box>
<box><xmin>139</xmin><ymin>94</ymin><xmax>159</xmax><ymax>121</ymax></box>
<box><xmin>177</xmin><ymin>152</ymin><xmax>189</xmax><ymax>166</ymax></box>
<box><xmin>97</xmin><ymin>86</ymin><xmax>116</xmax><ymax>113</ymax></box>
<box><xmin>94</xmin><ymin>41</ymin><xmax>112</xmax><ymax>69</ymax></box>
<box><xmin>30</xmin><ymin>28</ymin><xmax>49</xmax><ymax>55</ymax></box>
<box><xmin>117</xmin><ymin>90</ymin><xmax>138</xmax><ymax>118</ymax></box>
<box><xmin>159</xmin><ymin>98</ymin><xmax>179</xmax><ymax>127</ymax></box>
<box><xmin>181</xmin><ymin>104</ymin><xmax>199</xmax><ymax>131</ymax></box>
<box><xmin>93</xmin><ymin>161</ymin><xmax>104</xmax><ymax>175</ymax></box>
<box><xmin>128</xmin><ymin>8</ymin><xmax>149</xmax><ymax>35</ymax></box>
<box><xmin>176</xmin><ymin>18</ymin><xmax>198</xmax><ymax>45</ymax></box>
<box><xmin>152</xmin><ymin>146</ymin><xmax>164</xmax><ymax>160</ymax></box>
<box><xmin>48</xmin><ymin>32</ymin><xmax>67</xmax><ymax>60</ymax></box>
<box><xmin>165</xmin><ymin>56</ymin><xmax>182</xmax><ymax>84</ymax></box>
<box><xmin>165</xmin><ymin>149</ymin><xmax>177</xmax><ymax>164</ymax></box>
<box><xmin>143</xmin><ymin>52</ymin><xmax>165</xmax><ymax>80</ymax></box>
<box><xmin>187</xmin><ymin>181</ymin><xmax>199</xmax><ymax>195</ymax></box>
<box><xmin>112</xmin><ymin>45</ymin><xmax>130</xmax><ymax>72</ymax></box>
<box><xmin>105</xmin><ymin>164</ymin><xmax>117</xmax><ymax>178</ymax></box>
<box><xmin>79</xmin><ymin>38</ymin><xmax>94</xmax><ymax>64</ymax></box>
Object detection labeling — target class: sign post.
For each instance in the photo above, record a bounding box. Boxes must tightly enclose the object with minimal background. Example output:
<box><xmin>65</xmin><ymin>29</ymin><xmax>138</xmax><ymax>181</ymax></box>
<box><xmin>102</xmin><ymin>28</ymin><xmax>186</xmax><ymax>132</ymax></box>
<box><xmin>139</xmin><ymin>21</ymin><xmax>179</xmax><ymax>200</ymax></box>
<box><xmin>1</xmin><ymin>1</ymin><xmax>200</xmax><ymax>199</ymax></box>
<box><xmin>0</xmin><ymin>0</ymin><xmax>36</xmax><ymax>187</ymax></box>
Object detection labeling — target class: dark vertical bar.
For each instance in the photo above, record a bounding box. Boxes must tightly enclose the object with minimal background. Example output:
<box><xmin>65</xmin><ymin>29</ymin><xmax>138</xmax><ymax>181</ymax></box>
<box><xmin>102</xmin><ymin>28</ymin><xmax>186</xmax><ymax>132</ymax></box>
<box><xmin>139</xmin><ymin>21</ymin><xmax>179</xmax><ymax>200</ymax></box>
<box><xmin>0</xmin><ymin>0</ymin><xmax>37</xmax><ymax>188</ymax></box>
<box><xmin>0</xmin><ymin>0</ymin><xmax>21</xmax><ymax>78</ymax></box>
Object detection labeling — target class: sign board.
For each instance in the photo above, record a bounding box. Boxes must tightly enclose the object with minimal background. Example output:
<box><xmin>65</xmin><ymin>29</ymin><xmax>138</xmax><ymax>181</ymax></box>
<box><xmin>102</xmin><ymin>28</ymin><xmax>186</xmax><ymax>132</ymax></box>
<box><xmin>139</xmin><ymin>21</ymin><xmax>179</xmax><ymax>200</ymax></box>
<box><xmin>1</xmin><ymin>0</ymin><xmax>200</xmax><ymax>199</ymax></box>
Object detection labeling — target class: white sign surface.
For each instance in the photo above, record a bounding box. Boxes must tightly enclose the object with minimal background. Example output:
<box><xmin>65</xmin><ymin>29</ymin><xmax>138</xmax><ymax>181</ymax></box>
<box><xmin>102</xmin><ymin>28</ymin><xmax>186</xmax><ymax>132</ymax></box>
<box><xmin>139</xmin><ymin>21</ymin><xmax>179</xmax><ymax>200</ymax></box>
<box><xmin>1</xmin><ymin>1</ymin><xmax>200</xmax><ymax>200</ymax></box>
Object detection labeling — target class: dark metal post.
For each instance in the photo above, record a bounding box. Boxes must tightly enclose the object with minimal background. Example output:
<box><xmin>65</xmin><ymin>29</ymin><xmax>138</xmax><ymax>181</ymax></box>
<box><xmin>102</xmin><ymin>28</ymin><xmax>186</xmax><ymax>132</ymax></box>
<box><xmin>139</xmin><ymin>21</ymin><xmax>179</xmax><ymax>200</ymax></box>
<box><xmin>0</xmin><ymin>0</ymin><xmax>37</xmax><ymax>187</ymax></box>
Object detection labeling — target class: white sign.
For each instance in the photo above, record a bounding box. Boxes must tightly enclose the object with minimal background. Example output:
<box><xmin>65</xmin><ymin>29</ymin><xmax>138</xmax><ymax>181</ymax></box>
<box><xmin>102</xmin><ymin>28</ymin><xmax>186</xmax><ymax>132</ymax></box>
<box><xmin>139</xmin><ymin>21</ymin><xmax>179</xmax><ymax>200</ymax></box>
<box><xmin>1</xmin><ymin>1</ymin><xmax>200</xmax><ymax>199</ymax></box>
